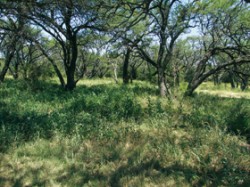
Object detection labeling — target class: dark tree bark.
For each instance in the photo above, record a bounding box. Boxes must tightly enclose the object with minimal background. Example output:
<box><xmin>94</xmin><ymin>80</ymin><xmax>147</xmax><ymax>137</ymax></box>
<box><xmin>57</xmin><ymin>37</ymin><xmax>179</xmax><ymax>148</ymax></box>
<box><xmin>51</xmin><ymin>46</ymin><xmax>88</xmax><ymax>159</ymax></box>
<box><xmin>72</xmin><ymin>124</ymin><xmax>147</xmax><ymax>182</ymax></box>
<box><xmin>229</xmin><ymin>71</ymin><xmax>236</xmax><ymax>89</ymax></box>
<box><xmin>241</xmin><ymin>80</ymin><xmax>248</xmax><ymax>91</ymax></box>
<box><xmin>0</xmin><ymin>51</ymin><xmax>15</xmax><ymax>82</ymax></box>
<box><xmin>213</xmin><ymin>73</ymin><xmax>220</xmax><ymax>85</ymax></box>
<box><xmin>130</xmin><ymin>65</ymin><xmax>137</xmax><ymax>83</ymax></box>
<box><xmin>123</xmin><ymin>48</ymin><xmax>131</xmax><ymax>84</ymax></box>
<box><xmin>240</xmin><ymin>75</ymin><xmax>249</xmax><ymax>91</ymax></box>
<box><xmin>65</xmin><ymin>63</ymin><xmax>76</xmax><ymax>90</ymax></box>
<box><xmin>9</xmin><ymin>52</ymin><xmax>20</xmax><ymax>80</ymax></box>
<box><xmin>13</xmin><ymin>61</ymin><xmax>19</xmax><ymax>79</ymax></box>
<box><xmin>230</xmin><ymin>78</ymin><xmax>236</xmax><ymax>89</ymax></box>
<box><xmin>184</xmin><ymin>80</ymin><xmax>200</xmax><ymax>97</ymax></box>
<box><xmin>8</xmin><ymin>61</ymin><xmax>19</xmax><ymax>80</ymax></box>
<box><xmin>63</xmin><ymin>14</ymin><xmax>78</xmax><ymax>90</ymax></box>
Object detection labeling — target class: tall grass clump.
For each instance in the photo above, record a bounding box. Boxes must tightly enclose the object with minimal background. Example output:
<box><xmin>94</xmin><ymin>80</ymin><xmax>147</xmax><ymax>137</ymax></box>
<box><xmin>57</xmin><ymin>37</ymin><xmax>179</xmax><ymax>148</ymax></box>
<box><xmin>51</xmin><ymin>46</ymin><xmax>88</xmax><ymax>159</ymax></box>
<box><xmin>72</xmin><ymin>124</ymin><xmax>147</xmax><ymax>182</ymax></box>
<box><xmin>226</xmin><ymin>101</ymin><xmax>250</xmax><ymax>142</ymax></box>
<box><xmin>181</xmin><ymin>95</ymin><xmax>226</xmax><ymax>129</ymax></box>
<box><xmin>181</xmin><ymin>94</ymin><xmax>250</xmax><ymax>142</ymax></box>
<box><xmin>83</xmin><ymin>87</ymin><xmax>142</xmax><ymax>121</ymax></box>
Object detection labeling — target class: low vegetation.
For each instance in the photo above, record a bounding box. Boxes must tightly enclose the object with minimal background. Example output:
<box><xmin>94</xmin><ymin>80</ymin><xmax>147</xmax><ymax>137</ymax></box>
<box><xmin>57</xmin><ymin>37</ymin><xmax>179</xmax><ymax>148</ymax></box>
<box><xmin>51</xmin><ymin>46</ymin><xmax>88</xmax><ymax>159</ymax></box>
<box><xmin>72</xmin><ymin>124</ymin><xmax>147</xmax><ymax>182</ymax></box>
<box><xmin>0</xmin><ymin>79</ymin><xmax>249</xmax><ymax>186</ymax></box>
<box><xmin>198</xmin><ymin>82</ymin><xmax>250</xmax><ymax>99</ymax></box>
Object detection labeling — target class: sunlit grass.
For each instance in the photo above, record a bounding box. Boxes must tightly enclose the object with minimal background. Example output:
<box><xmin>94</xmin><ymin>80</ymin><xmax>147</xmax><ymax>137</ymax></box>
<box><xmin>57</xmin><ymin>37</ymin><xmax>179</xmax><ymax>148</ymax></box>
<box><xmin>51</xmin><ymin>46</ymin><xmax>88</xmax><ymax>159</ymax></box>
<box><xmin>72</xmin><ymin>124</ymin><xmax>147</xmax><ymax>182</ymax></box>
<box><xmin>77</xmin><ymin>77</ymin><xmax>116</xmax><ymax>86</ymax></box>
<box><xmin>197</xmin><ymin>82</ymin><xmax>250</xmax><ymax>99</ymax></box>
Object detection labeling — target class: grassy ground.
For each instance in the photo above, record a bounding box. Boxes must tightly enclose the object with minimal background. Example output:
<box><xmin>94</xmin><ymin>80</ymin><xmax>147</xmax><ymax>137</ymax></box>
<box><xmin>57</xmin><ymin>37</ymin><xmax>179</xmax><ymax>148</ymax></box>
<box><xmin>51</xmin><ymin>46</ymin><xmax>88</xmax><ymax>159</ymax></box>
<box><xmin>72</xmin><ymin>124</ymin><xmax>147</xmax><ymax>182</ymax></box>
<box><xmin>0</xmin><ymin>79</ymin><xmax>249</xmax><ymax>186</ymax></box>
<box><xmin>197</xmin><ymin>82</ymin><xmax>250</xmax><ymax>99</ymax></box>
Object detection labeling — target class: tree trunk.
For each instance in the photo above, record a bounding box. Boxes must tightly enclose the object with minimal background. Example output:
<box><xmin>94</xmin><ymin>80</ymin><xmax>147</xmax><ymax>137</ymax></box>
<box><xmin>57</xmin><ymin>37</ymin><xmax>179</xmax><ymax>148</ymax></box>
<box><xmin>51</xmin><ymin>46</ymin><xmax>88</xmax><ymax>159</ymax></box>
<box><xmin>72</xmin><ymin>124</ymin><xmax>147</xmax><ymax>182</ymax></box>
<box><xmin>173</xmin><ymin>70</ymin><xmax>180</xmax><ymax>88</ymax></box>
<box><xmin>123</xmin><ymin>48</ymin><xmax>131</xmax><ymax>84</ymax></box>
<box><xmin>65</xmin><ymin>65</ymin><xmax>76</xmax><ymax>90</ymax></box>
<box><xmin>184</xmin><ymin>81</ymin><xmax>201</xmax><ymax>97</ymax></box>
<box><xmin>8</xmin><ymin>63</ymin><xmax>19</xmax><ymax>80</ymax></box>
<box><xmin>112</xmin><ymin>61</ymin><xmax>118</xmax><ymax>84</ymax></box>
<box><xmin>184</xmin><ymin>53</ymin><xmax>250</xmax><ymax>96</ymax></box>
<box><xmin>184</xmin><ymin>54</ymin><xmax>212</xmax><ymax>96</ymax></box>
<box><xmin>184</xmin><ymin>83</ymin><xmax>197</xmax><ymax>97</ymax></box>
<box><xmin>185</xmin><ymin>69</ymin><xmax>205</xmax><ymax>95</ymax></box>
<box><xmin>52</xmin><ymin>62</ymin><xmax>65</xmax><ymax>88</ymax></box>
<box><xmin>158</xmin><ymin>67</ymin><xmax>167</xmax><ymax>97</ymax></box>
<box><xmin>13</xmin><ymin>51</ymin><xmax>21</xmax><ymax>79</ymax></box>
<box><xmin>241</xmin><ymin>76</ymin><xmax>248</xmax><ymax>91</ymax></box>
<box><xmin>0</xmin><ymin>52</ymin><xmax>14</xmax><ymax>82</ymax></box>
<box><xmin>184</xmin><ymin>72</ymin><xmax>210</xmax><ymax>97</ymax></box>
<box><xmin>228</xmin><ymin>70</ymin><xmax>236</xmax><ymax>89</ymax></box>
<box><xmin>36</xmin><ymin>42</ymin><xmax>65</xmax><ymax>88</ymax></box>
<box><xmin>213</xmin><ymin>73</ymin><xmax>220</xmax><ymax>85</ymax></box>
<box><xmin>130</xmin><ymin>65</ymin><xmax>137</xmax><ymax>83</ymax></box>
<box><xmin>65</xmin><ymin>35</ymin><xmax>77</xmax><ymax>91</ymax></box>
<box><xmin>230</xmin><ymin>77</ymin><xmax>236</xmax><ymax>89</ymax></box>
<box><xmin>45</xmin><ymin>56</ymin><xmax>65</xmax><ymax>87</ymax></box>
<box><xmin>13</xmin><ymin>62</ymin><xmax>19</xmax><ymax>79</ymax></box>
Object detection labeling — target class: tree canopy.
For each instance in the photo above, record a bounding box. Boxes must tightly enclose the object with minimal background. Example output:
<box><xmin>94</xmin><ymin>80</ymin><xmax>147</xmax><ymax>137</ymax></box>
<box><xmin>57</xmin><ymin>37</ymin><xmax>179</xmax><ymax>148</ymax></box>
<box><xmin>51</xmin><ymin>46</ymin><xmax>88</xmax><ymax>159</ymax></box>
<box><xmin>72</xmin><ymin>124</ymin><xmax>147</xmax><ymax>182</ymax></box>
<box><xmin>0</xmin><ymin>0</ymin><xmax>249</xmax><ymax>96</ymax></box>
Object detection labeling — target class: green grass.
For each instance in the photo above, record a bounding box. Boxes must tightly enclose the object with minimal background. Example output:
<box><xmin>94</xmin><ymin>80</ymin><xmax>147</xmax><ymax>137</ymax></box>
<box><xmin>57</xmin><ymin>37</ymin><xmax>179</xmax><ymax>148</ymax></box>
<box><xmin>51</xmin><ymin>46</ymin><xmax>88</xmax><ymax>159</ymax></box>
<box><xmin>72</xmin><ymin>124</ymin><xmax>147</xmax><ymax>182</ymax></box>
<box><xmin>0</xmin><ymin>78</ymin><xmax>249</xmax><ymax>186</ymax></box>
<box><xmin>197</xmin><ymin>82</ymin><xmax>250</xmax><ymax>99</ymax></box>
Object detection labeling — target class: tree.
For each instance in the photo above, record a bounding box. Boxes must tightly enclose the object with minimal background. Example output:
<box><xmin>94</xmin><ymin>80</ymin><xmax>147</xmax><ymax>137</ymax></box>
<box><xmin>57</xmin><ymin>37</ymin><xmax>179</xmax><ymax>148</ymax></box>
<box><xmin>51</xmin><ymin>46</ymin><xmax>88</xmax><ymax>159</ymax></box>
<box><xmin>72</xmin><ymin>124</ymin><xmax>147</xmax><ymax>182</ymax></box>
<box><xmin>0</xmin><ymin>2</ymin><xmax>24</xmax><ymax>82</ymax></box>
<box><xmin>222</xmin><ymin>64</ymin><xmax>250</xmax><ymax>90</ymax></box>
<box><xmin>23</xmin><ymin>0</ymin><xmax>112</xmax><ymax>90</ymax></box>
<box><xmin>129</xmin><ymin>0</ymin><xmax>198</xmax><ymax>96</ymax></box>
<box><xmin>31</xmin><ymin>37</ymin><xmax>66</xmax><ymax>88</ymax></box>
<box><xmin>184</xmin><ymin>0</ymin><xmax>250</xmax><ymax>96</ymax></box>
<box><xmin>106</xmin><ymin>1</ymin><xmax>149</xmax><ymax>85</ymax></box>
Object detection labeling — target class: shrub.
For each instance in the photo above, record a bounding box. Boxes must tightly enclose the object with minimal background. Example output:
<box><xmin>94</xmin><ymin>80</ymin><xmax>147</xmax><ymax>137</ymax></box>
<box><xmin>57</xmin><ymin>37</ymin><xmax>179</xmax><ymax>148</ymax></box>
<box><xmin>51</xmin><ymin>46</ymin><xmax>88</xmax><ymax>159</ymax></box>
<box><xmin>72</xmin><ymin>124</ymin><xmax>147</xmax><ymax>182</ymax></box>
<box><xmin>226</xmin><ymin>101</ymin><xmax>250</xmax><ymax>141</ymax></box>
<box><xmin>84</xmin><ymin>89</ymin><xmax>142</xmax><ymax>121</ymax></box>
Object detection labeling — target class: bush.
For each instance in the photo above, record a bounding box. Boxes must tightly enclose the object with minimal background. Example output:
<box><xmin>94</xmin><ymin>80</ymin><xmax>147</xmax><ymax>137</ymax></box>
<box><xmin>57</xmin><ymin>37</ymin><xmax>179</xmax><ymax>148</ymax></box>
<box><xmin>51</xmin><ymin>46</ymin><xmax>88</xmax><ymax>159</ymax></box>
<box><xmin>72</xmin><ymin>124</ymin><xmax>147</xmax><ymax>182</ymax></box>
<box><xmin>226</xmin><ymin>101</ymin><xmax>250</xmax><ymax>141</ymax></box>
<box><xmin>84</xmin><ymin>88</ymin><xmax>142</xmax><ymax>121</ymax></box>
<box><xmin>24</xmin><ymin>62</ymin><xmax>54</xmax><ymax>91</ymax></box>
<box><xmin>181</xmin><ymin>95</ymin><xmax>223</xmax><ymax>128</ymax></box>
<box><xmin>146</xmin><ymin>97</ymin><xmax>166</xmax><ymax>116</ymax></box>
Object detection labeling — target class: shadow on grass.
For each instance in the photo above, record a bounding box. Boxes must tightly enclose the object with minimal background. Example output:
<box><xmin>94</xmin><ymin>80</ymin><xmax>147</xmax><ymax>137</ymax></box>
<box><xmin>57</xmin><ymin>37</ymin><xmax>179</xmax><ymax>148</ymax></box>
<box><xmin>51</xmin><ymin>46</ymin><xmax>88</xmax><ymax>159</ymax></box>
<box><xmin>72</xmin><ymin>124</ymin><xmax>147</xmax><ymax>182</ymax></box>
<box><xmin>0</xmin><ymin>79</ymin><xmax>153</xmax><ymax>152</ymax></box>
<box><xmin>0</xmin><ymin>166</ymin><xmax>53</xmax><ymax>187</ymax></box>
<box><xmin>0</xmin><ymin>109</ymin><xmax>54</xmax><ymax>152</ymax></box>
<box><xmin>2</xmin><ymin>157</ymin><xmax>248</xmax><ymax>187</ymax></box>
<box><xmin>109</xmin><ymin>159</ymin><xmax>250</xmax><ymax>187</ymax></box>
<box><xmin>55</xmin><ymin>164</ymin><xmax>108</xmax><ymax>186</ymax></box>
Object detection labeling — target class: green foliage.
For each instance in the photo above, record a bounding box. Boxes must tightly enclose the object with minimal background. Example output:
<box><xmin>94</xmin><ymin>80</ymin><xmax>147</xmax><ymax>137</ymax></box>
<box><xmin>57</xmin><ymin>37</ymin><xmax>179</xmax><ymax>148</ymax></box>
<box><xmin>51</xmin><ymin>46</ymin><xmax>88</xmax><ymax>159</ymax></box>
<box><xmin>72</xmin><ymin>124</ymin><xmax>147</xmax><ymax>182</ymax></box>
<box><xmin>184</xmin><ymin>68</ymin><xmax>195</xmax><ymax>83</ymax></box>
<box><xmin>0</xmin><ymin>79</ymin><xmax>249</xmax><ymax>186</ymax></box>
<box><xmin>83</xmin><ymin>88</ymin><xmax>142</xmax><ymax>121</ymax></box>
<box><xmin>25</xmin><ymin>63</ymin><xmax>54</xmax><ymax>89</ymax></box>
<box><xmin>146</xmin><ymin>97</ymin><xmax>168</xmax><ymax>117</ymax></box>
<box><xmin>182</xmin><ymin>95</ymin><xmax>224</xmax><ymax>128</ymax></box>
<box><xmin>0</xmin><ymin>79</ymin><xmax>144</xmax><ymax>151</ymax></box>
<box><xmin>226</xmin><ymin>101</ymin><xmax>250</xmax><ymax>141</ymax></box>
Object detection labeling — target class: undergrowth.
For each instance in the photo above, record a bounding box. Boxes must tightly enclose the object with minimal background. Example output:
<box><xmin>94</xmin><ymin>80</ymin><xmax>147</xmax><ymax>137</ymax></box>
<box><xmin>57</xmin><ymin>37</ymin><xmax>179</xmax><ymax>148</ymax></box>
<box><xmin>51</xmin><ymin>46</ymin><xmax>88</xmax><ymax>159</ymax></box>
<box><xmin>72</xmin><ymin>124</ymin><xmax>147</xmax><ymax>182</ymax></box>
<box><xmin>0</xmin><ymin>79</ymin><xmax>249</xmax><ymax>186</ymax></box>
